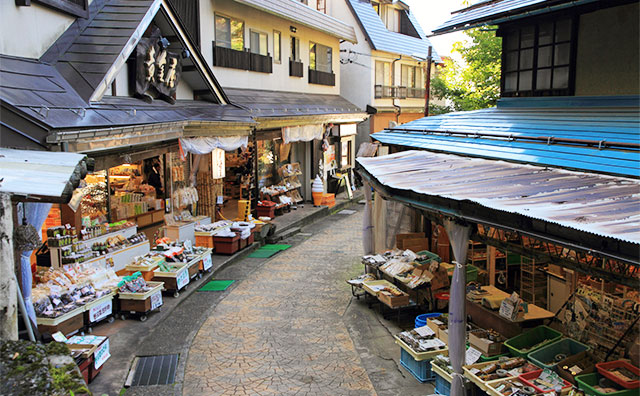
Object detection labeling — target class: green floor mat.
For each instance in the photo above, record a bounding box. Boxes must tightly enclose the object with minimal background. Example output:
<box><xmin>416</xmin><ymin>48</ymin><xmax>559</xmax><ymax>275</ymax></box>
<box><xmin>247</xmin><ymin>249</ymin><xmax>280</xmax><ymax>258</ymax></box>
<box><xmin>261</xmin><ymin>244</ymin><xmax>291</xmax><ymax>251</ymax></box>
<box><xmin>199</xmin><ymin>280</ymin><xmax>235</xmax><ymax>291</ymax></box>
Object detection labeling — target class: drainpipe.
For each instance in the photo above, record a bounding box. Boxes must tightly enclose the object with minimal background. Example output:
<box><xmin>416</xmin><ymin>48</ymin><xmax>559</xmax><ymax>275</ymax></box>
<box><xmin>392</xmin><ymin>56</ymin><xmax>402</xmax><ymax>124</ymax></box>
<box><xmin>424</xmin><ymin>46</ymin><xmax>432</xmax><ymax>116</ymax></box>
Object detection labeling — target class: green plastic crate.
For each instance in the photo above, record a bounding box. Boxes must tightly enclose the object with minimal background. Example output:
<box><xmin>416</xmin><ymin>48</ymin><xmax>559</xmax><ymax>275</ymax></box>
<box><xmin>478</xmin><ymin>352</ymin><xmax>509</xmax><ymax>362</ymax></box>
<box><xmin>445</xmin><ymin>264</ymin><xmax>478</xmax><ymax>282</ymax></box>
<box><xmin>575</xmin><ymin>373</ymin><xmax>637</xmax><ymax>396</ymax></box>
<box><xmin>416</xmin><ymin>250</ymin><xmax>442</xmax><ymax>264</ymax></box>
<box><xmin>528</xmin><ymin>338</ymin><xmax>590</xmax><ymax>371</ymax></box>
<box><xmin>504</xmin><ymin>325</ymin><xmax>562</xmax><ymax>358</ymax></box>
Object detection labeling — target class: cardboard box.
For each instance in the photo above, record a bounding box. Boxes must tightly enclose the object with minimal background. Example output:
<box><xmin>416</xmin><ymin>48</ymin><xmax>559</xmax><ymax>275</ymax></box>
<box><xmin>430</xmin><ymin>264</ymin><xmax>450</xmax><ymax>291</ymax></box>
<box><xmin>427</xmin><ymin>318</ymin><xmax>445</xmax><ymax>337</ymax></box>
<box><xmin>378</xmin><ymin>291</ymin><xmax>410</xmax><ymax>308</ymax></box>
<box><xmin>469</xmin><ymin>330</ymin><xmax>504</xmax><ymax>356</ymax></box>
<box><xmin>396</xmin><ymin>233</ymin><xmax>425</xmax><ymax>250</ymax></box>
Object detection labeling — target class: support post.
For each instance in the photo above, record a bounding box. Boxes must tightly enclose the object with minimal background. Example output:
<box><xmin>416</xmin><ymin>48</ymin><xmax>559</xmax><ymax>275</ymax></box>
<box><xmin>443</xmin><ymin>218</ymin><xmax>472</xmax><ymax>396</ymax></box>
<box><xmin>0</xmin><ymin>193</ymin><xmax>18</xmax><ymax>340</ymax></box>
<box><xmin>424</xmin><ymin>46</ymin><xmax>433</xmax><ymax>116</ymax></box>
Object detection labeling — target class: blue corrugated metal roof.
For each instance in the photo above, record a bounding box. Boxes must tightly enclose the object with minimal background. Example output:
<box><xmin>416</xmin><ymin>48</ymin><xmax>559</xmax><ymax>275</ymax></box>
<box><xmin>432</xmin><ymin>0</ymin><xmax>599</xmax><ymax>34</ymax></box>
<box><xmin>371</xmin><ymin>96</ymin><xmax>640</xmax><ymax>177</ymax></box>
<box><xmin>347</xmin><ymin>0</ymin><xmax>442</xmax><ymax>63</ymax></box>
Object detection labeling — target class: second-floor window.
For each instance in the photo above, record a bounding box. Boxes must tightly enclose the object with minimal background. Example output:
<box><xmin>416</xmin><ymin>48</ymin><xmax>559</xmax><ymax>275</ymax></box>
<box><xmin>250</xmin><ymin>30</ymin><xmax>268</xmax><ymax>56</ymax></box>
<box><xmin>274</xmin><ymin>31</ymin><xmax>281</xmax><ymax>63</ymax></box>
<box><xmin>502</xmin><ymin>17</ymin><xmax>575</xmax><ymax>97</ymax></box>
<box><xmin>291</xmin><ymin>37</ymin><xmax>301</xmax><ymax>62</ymax></box>
<box><xmin>309</xmin><ymin>42</ymin><xmax>332</xmax><ymax>73</ymax></box>
<box><xmin>375</xmin><ymin>61</ymin><xmax>392</xmax><ymax>97</ymax></box>
<box><xmin>215</xmin><ymin>14</ymin><xmax>244</xmax><ymax>51</ymax></box>
<box><xmin>401</xmin><ymin>65</ymin><xmax>424</xmax><ymax>97</ymax></box>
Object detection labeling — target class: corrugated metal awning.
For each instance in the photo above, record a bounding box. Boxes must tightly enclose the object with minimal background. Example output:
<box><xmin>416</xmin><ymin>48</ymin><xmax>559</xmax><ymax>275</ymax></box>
<box><xmin>0</xmin><ymin>148</ymin><xmax>93</xmax><ymax>203</ymax></box>
<box><xmin>371</xmin><ymin>96</ymin><xmax>640</xmax><ymax>178</ymax></box>
<box><xmin>356</xmin><ymin>150</ymin><xmax>640</xmax><ymax>256</ymax></box>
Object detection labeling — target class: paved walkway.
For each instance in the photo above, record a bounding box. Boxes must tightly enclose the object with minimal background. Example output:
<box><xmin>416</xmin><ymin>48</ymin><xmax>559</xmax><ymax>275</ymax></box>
<box><xmin>183</xmin><ymin>210</ymin><xmax>377</xmax><ymax>396</ymax></box>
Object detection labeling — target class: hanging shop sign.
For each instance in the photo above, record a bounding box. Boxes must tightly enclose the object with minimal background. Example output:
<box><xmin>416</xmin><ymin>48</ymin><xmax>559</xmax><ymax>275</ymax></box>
<box><xmin>135</xmin><ymin>26</ymin><xmax>181</xmax><ymax>104</ymax></box>
<box><xmin>324</xmin><ymin>145</ymin><xmax>336</xmax><ymax>171</ymax></box>
<box><xmin>211</xmin><ymin>148</ymin><xmax>226</xmax><ymax>179</ymax></box>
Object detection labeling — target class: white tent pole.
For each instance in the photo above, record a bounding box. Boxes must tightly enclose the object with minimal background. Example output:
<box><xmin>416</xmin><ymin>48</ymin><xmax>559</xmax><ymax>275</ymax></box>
<box><xmin>443</xmin><ymin>218</ymin><xmax>472</xmax><ymax>396</ymax></box>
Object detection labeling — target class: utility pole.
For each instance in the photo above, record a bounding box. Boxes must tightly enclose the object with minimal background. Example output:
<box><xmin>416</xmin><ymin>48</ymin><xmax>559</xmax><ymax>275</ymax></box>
<box><xmin>424</xmin><ymin>46</ymin><xmax>432</xmax><ymax>116</ymax></box>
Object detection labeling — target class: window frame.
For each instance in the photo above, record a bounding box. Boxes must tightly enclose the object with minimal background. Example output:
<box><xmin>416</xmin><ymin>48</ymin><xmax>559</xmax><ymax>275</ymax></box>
<box><xmin>273</xmin><ymin>30</ymin><xmax>282</xmax><ymax>64</ymax></box>
<box><xmin>214</xmin><ymin>13</ymin><xmax>245</xmax><ymax>52</ymax></box>
<box><xmin>249</xmin><ymin>29</ymin><xmax>269</xmax><ymax>56</ymax></box>
<box><xmin>499</xmin><ymin>15</ymin><xmax>578</xmax><ymax>97</ymax></box>
<box><xmin>291</xmin><ymin>36</ymin><xmax>301</xmax><ymax>62</ymax></box>
<box><xmin>309</xmin><ymin>41</ymin><xmax>333</xmax><ymax>74</ymax></box>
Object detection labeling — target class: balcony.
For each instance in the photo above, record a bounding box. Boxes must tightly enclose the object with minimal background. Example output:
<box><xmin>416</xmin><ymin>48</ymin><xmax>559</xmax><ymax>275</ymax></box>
<box><xmin>212</xmin><ymin>42</ymin><xmax>250</xmax><ymax>70</ymax></box>
<box><xmin>309</xmin><ymin>68</ymin><xmax>335</xmax><ymax>86</ymax></box>
<box><xmin>374</xmin><ymin>85</ymin><xmax>424</xmax><ymax>99</ymax></box>
<box><xmin>289</xmin><ymin>59</ymin><xmax>304</xmax><ymax>77</ymax></box>
<box><xmin>250</xmin><ymin>52</ymin><xmax>273</xmax><ymax>73</ymax></box>
<box><xmin>212</xmin><ymin>42</ymin><xmax>272</xmax><ymax>73</ymax></box>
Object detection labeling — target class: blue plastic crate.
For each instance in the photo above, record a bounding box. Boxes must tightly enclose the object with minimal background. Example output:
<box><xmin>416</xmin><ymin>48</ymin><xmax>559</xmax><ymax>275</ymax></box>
<box><xmin>434</xmin><ymin>371</ymin><xmax>451</xmax><ymax>395</ymax></box>
<box><xmin>399</xmin><ymin>348</ymin><xmax>435</xmax><ymax>383</ymax></box>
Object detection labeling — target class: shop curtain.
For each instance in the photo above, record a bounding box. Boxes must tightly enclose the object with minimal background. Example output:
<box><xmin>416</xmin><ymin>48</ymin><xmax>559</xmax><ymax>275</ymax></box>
<box><xmin>362</xmin><ymin>181</ymin><xmax>373</xmax><ymax>255</ymax></box>
<box><xmin>443</xmin><ymin>218</ymin><xmax>471</xmax><ymax>396</ymax></box>
<box><xmin>179</xmin><ymin>136</ymin><xmax>248</xmax><ymax>155</ymax></box>
<box><xmin>19</xmin><ymin>202</ymin><xmax>52</xmax><ymax>324</ymax></box>
<box><xmin>282</xmin><ymin>125</ymin><xmax>323</xmax><ymax>144</ymax></box>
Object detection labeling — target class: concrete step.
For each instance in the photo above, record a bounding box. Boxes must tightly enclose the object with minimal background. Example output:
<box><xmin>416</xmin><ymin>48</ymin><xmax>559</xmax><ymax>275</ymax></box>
<box><xmin>266</xmin><ymin>226</ymin><xmax>301</xmax><ymax>244</ymax></box>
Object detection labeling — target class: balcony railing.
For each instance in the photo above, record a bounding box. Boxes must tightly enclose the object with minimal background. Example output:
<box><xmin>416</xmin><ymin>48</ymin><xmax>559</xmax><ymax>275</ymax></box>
<box><xmin>250</xmin><ymin>52</ymin><xmax>273</xmax><ymax>73</ymax></box>
<box><xmin>308</xmin><ymin>68</ymin><xmax>335</xmax><ymax>86</ymax></box>
<box><xmin>289</xmin><ymin>59</ymin><xmax>304</xmax><ymax>77</ymax></box>
<box><xmin>212</xmin><ymin>42</ymin><xmax>273</xmax><ymax>73</ymax></box>
<box><xmin>407</xmin><ymin>87</ymin><xmax>426</xmax><ymax>98</ymax></box>
<box><xmin>374</xmin><ymin>85</ymin><xmax>425</xmax><ymax>99</ymax></box>
<box><xmin>212</xmin><ymin>42</ymin><xmax>250</xmax><ymax>70</ymax></box>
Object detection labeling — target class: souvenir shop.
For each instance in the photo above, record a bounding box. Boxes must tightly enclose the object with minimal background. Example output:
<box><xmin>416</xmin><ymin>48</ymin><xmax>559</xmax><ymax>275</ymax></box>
<box><xmin>349</xmin><ymin>149</ymin><xmax>640</xmax><ymax>396</ymax></box>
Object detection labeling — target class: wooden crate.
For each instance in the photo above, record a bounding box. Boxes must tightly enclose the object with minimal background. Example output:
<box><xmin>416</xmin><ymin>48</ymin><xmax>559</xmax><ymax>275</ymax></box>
<box><xmin>37</xmin><ymin>308</ymin><xmax>84</xmax><ymax>336</ymax></box>
<box><xmin>378</xmin><ymin>292</ymin><xmax>410</xmax><ymax>308</ymax></box>
<box><xmin>195</xmin><ymin>232</ymin><xmax>215</xmax><ymax>248</ymax></box>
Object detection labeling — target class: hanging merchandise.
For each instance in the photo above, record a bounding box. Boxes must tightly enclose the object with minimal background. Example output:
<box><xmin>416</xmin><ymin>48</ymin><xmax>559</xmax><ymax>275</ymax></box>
<box><xmin>172</xmin><ymin>186</ymin><xmax>199</xmax><ymax>209</ymax></box>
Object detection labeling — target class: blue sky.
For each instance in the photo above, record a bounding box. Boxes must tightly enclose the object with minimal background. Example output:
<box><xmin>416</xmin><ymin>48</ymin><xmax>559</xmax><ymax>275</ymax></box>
<box><xmin>403</xmin><ymin>0</ymin><xmax>468</xmax><ymax>58</ymax></box>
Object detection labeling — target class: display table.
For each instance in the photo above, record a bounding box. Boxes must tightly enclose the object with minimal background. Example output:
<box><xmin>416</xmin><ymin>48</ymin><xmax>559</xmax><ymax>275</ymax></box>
<box><xmin>83</xmin><ymin>240</ymin><xmax>150</xmax><ymax>273</ymax></box>
<box><xmin>83</xmin><ymin>291</ymin><xmax>116</xmax><ymax>331</ymax></box>
<box><xmin>466</xmin><ymin>286</ymin><xmax>554</xmax><ymax>338</ymax></box>
<box><xmin>37</xmin><ymin>306</ymin><xmax>85</xmax><ymax>337</ymax></box>
<box><xmin>151</xmin><ymin>262</ymin><xmax>190</xmax><ymax>298</ymax></box>
<box><xmin>117</xmin><ymin>281</ymin><xmax>164</xmax><ymax>321</ymax></box>
<box><xmin>49</xmin><ymin>225</ymin><xmax>138</xmax><ymax>267</ymax></box>
<box><xmin>165</xmin><ymin>216</ymin><xmax>211</xmax><ymax>245</ymax></box>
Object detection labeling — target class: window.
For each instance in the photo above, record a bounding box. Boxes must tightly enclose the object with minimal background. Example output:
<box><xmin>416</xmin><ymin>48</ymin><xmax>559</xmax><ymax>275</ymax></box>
<box><xmin>274</xmin><ymin>31</ymin><xmax>281</xmax><ymax>63</ymax></box>
<box><xmin>375</xmin><ymin>61</ymin><xmax>392</xmax><ymax>97</ymax></box>
<box><xmin>215</xmin><ymin>14</ymin><xmax>244</xmax><ymax>51</ymax></box>
<box><xmin>502</xmin><ymin>17</ymin><xmax>575</xmax><ymax>96</ymax></box>
<box><xmin>401</xmin><ymin>64</ymin><xmax>424</xmax><ymax>97</ymax></box>
<box><xmin>386</xmin><ymin>8</ymin><xmax>400</xmax><ymax>32</ymax></box>
<box><xmin>309</xmin><ymin>42</ymin><xmax>332</xmax><ymax>73</ymax></box>
<box><xmin>250</xmin><ymin>30</ymin><xmax>268</xmax><ymax>56</ymax></box>
<box><xmin>317</xmin><ymin>0</ymin><xmax>326</xmax><ymax>13</ymax></box>
<box><xmin>372</xmin><ymin>2</ymin><xmax>380</xmax><ymax>15</ymax></box>
<box><xmin>291</xmin><ymin>36</ymin><xmax>300</xmax><ymax>62</ymax></box>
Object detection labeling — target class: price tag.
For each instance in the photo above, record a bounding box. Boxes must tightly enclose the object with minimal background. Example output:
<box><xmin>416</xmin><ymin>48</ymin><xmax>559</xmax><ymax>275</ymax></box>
<box><xmin>202</xmin><ymin>254</ymin><xmax>212</xmax><ymax>271</ymax></box>
<box><xmin>499</xmin><ymin>299</ymin><xmax>516</xmax><ymax>320</ymax></box>
<box><xmin>465</xmin><ymin>346</ymin><xmax>483</xmax><ymax>365</ymax></box>
<box><xmin>89</xmin><ymin>299</ymin><xmax>112</xmax><ymax>323</ymax></box>
<box><xmin>150</xmin><ymin>291</ymin><xmax>163</xmax><ymax>311</ymax></box>
<box><xmin>93</xmin><ymin>339</ymin><xmax>110</xmax><ymax>369</ymax></box>
<box><xmin>176</xmin><ymin>268</ymin><xmax>189</xmax><ymax>289</ymax></box>
<box><xmin>52</xmin><ymin>332</ymin><xmax>67</xmax><ymax>343</ymax></box>
<box><xmin>415</xmin><ymin>325</ymin><xmax>435</xmax><ymax>337</ymax></box>
<box><xmin>217</xmin><ymin>196</ymin><xmax>224</xmax><ymax>205</ymax></box>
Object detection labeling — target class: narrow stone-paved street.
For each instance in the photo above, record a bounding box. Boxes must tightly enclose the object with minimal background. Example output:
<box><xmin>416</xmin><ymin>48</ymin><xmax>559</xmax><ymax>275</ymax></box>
<box><xmin>183</xmin><ymin>209</ymin><xmax>376</xmax><ymax>395</ymax></box>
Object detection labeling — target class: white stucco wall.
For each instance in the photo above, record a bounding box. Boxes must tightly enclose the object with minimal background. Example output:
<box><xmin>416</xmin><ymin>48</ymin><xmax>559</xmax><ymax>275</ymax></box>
<box><xmin>200</xmin><ymin>0</ymin><xmax>341</xmax><ymax>94</ymax></box>
<box><xmin>331</xmin><ymin>0</ymin><xmax>372</xmax><ymax>110</ymax></box>
<box><xmin>0</xmin><ymin>2</ymin><xmax>80</xmax><ymax>59</ymax></box>
<box><xmin>175</xmin><ymin>77</ymin><xmax>195</xmax><ymax>100</ymax></box>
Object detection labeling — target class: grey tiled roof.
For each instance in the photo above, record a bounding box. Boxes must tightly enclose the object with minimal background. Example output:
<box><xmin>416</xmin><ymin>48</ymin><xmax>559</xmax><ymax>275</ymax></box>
<box><xmin>347</xmin><ymin>0</ymin><xmax>442</xmax><ymax>63</ymax></box>
<box><xmin>224</xmin><ymin>88</ymin><xmax>363</xmax><ymax>117</ymax></box>
<box><xmin>233</xmin><ymin>0</ymin><xmax>357</xmax><ymax>43</ymax></box>
<box><xmin>0</xmin><ymin>54</ymin><xmax>253</xmax><ymax>132</ymax></box>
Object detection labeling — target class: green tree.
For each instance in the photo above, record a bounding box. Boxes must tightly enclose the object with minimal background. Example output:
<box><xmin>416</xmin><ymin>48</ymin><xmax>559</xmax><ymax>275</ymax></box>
<box><xmin>431</xmin><ymin>27</ymin><xmax>502</xmax><ymax>113</ymax></box>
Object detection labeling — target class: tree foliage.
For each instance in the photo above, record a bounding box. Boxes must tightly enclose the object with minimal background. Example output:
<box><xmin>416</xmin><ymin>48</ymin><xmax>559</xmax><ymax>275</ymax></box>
<box><xmin>431</xmin><ymin>28</ymin><xmax>502</xmax><ymax>113</ymax></box>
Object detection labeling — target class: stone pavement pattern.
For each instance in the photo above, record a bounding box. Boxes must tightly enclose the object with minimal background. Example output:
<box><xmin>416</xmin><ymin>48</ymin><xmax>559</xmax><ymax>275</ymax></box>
<box><xmin>183</xmin><ymin>210</ymin><xmax>377</xmax><ymax>396</ymax></box>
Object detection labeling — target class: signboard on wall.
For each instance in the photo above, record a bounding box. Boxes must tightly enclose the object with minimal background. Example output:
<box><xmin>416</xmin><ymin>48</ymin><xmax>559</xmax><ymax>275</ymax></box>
<box><xmin>211</xmin><ymin>148</ymin><xmax>225</xmax><ymax>179</ymax></box>
<box><xmin>134</xmin><ymin>26</ymin><xmax>181</xmax><ymax>104</ymax></box>
<box><xmin>323</xmin><ymin>145</ymin><xmax>336</xmax><ymax>171</ymax></box>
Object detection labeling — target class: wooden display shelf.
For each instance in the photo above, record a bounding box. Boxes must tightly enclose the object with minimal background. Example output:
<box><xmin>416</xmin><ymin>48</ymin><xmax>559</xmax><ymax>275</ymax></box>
<box><xmin>118</xmin><ymin>209</ymin><xmax>165</xmax><ymax>228</ymax></box>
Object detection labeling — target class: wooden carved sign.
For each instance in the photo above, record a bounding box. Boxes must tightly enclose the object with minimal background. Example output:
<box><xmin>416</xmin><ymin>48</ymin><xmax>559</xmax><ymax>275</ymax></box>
<box><xmin>134</xmin><ymin>26</ymin><xmax>181</xmax><ymax>104</ymax></box>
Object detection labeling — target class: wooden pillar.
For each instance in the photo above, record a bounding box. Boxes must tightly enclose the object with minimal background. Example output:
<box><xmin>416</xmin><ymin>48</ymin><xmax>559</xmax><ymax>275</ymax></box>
<box><xmin>0</xmin><ymin>193</ymin><xmax>18</xmax><ymax>340</ymax></box>
<box><xmin>488</xmin><ymin>246</ymin><xmax>497</xmax><ymax>286</ymax></box>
